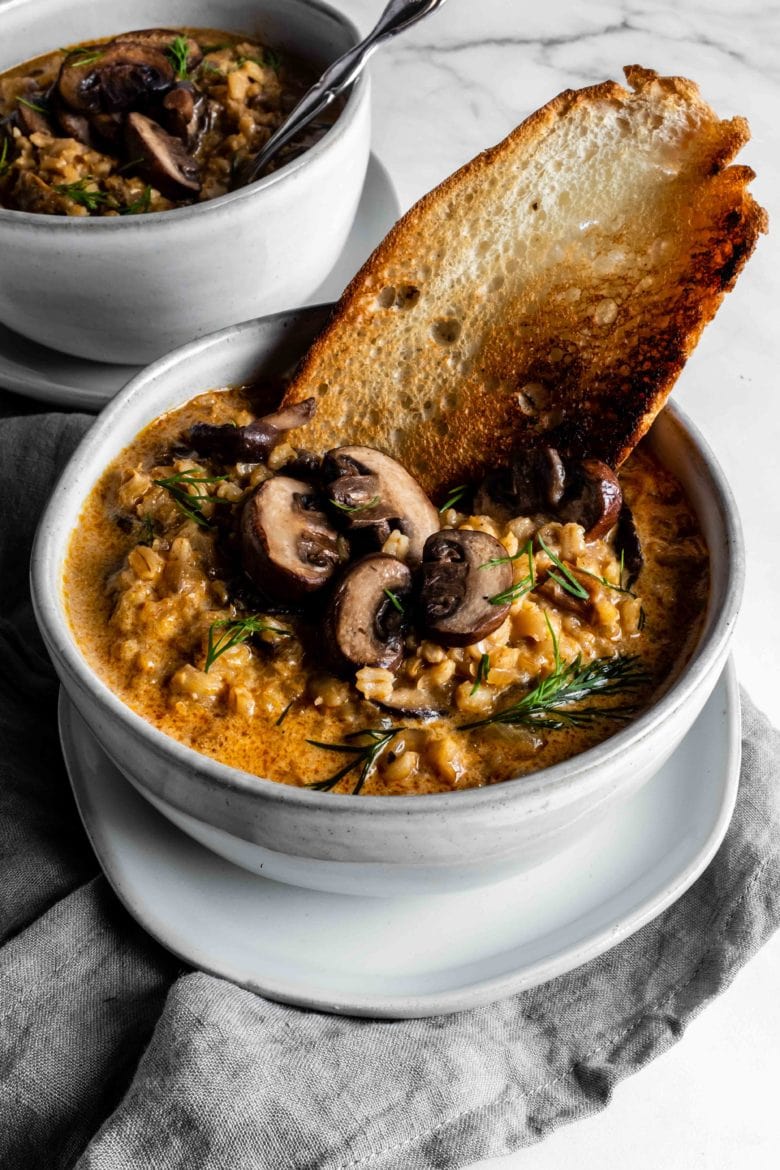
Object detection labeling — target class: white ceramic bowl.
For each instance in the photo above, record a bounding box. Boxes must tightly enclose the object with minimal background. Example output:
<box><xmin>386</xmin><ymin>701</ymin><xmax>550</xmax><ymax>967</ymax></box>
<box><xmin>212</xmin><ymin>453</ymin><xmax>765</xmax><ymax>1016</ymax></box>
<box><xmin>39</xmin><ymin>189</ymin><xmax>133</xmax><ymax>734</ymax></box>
<box><xmin>0</xmin><ymin>0</ymin><xmax>370</xmax><ymax>364</ymax></box>
<box><xmin>31</xmin><ymin>307</ymin><xmax>745</xmax><ymax>897</ymax></box>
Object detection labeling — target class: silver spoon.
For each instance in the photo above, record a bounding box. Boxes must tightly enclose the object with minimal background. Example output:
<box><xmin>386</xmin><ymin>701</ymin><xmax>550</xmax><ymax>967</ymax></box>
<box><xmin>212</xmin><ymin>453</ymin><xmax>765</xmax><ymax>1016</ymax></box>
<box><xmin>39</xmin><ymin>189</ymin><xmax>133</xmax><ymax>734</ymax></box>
<box><xmin>238</xmin><ymin>0</ymin><xmax>450</xmax><ymax>186</ymax></box>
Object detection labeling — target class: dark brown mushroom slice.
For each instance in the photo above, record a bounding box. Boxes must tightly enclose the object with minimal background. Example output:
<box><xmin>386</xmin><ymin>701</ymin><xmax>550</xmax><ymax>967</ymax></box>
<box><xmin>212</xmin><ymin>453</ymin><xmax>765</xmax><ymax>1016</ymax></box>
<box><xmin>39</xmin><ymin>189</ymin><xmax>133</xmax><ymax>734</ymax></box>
<box><xmin>559</xmin><ymin>459</ymin><xmax>622</xmax><ymax>541</ymax></box>
<box><xmin>51</xmin><ymin>98</ymin><xmax>94</xmax><ymax>145</ymax></box>
<box><xmin>89</xmin><ymin>112</ymin><xmax>124</xmax><ymax>145</ymax></box>
<box><xmin>114</xmin><ymin>29</ymin><xmax>203</xmax><ymax>72</ymax></box>
<box><xmin>15</xmin><ymin>93</ymin><xmax>54</xmax><ymax>137</ymax></box>
<box><xmin>124</xmin><ymin>112</ymin><xmax>200</xmax><ymax>200</ymax></box>
<box><xmin>188</xmin><ymin>398</ymin><xmax>316</xmax><ymax>464</ymax></box>
<box><xmin>58</xmin><ymin>42</ymin><xmax>175</xmax><ymax>114</ymax></box>
<box><xmin>241</xmin><ymin>475</ymin><xmax>345</xmax><ymax>602</ymax></box>
<box><xmin>285</xmin><ymin>449</ymin><xmax>322</xmax><ymax>483</ymax></box>
<box><xmin>613</xmin><ymin>502</ymin><xmax>643</xmax><ymax>585</ymax></box>
<box><xmin>323</xmin><ymin>446</ymin><xmax>439</xmax><ymax>567</ymax></box>
<box><xmin>474</xmin><ymin>446</ymin><xmax>566</xmax><ymax>517</ymax></box>
<box><xmin>420</xmin><ymin>530</ymin><xmax>513</xmax><ymax>647</ymax></box>
<box><xmin>324</xmin><ymin>555</ymin><xmax>412</xmax><ymax>673</ymax></box>
<box><xmin>160</xmin><ymin>82</ymin><xmax>207</xmax><ymax>147</ymax></box>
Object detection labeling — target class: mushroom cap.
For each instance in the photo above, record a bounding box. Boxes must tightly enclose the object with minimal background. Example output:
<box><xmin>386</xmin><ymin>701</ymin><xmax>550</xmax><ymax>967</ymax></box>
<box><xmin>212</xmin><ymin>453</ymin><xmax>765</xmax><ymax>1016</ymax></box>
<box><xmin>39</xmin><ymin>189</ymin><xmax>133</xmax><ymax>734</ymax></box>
<box><xmin>114</xmin><ymin>29</ymin><xmax>203</xmax><ymax>71</ymax></box>
<box><xmin>475</xmin><ymin>446</ymin><xmax>566</xmax><ymax>517</ymax></box>
<box><xmin>241</xmin><ymin>475</ymin><xmax>344</xmax><ymax>602</ymax></box>
<box><xmin>323</xmin><ymin>446</ymin><xmax>439</xmax><ymax>566</ymax></box>
<box><xmin>188</xmin><ymin>399</ymin><xmax>316</xmax><ymax>465</ymax></box>
<box><xmin>57</xmin><ymin>42</ymin><xmax>175</xmax><ymax>113</ymax></box>
<box><xmin>420</xmin><ymin>530</ymin><xmax>512</xmax><ymax>647</ymax></box>
<box><xmin>324</xmin><ymin>554</ymin><xmax>412</xmax><ymax>673</ymax></box>
<box><xmin>124</xmin><ymin>111</ymin><xmax>200</xmax><ymax>200</ymax></box>
<box><xmin>560</xmin><ymin>458</ymin><xmax>622</xmax><ymax>540</ymax></box>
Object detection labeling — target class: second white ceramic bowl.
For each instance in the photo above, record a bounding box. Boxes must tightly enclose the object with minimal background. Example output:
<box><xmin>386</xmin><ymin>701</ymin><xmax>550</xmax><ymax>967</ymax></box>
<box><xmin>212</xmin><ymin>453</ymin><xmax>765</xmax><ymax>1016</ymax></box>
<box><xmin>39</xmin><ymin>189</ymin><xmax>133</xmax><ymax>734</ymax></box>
<box><xmin>0</xmin><ymin>0</ymin><xmax>370</xmax><ymax>364</ymax></box>
<box><xmin>31</xmin><ymin>308</ymin><xmax>744</xmax><ymax>897</ymax></box>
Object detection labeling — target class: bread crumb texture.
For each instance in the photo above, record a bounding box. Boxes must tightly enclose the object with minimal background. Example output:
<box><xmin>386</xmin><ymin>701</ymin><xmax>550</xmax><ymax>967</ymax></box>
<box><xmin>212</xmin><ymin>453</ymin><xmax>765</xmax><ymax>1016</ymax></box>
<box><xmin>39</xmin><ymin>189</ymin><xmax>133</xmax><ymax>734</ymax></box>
<box><xmin>283</xmin><ymin>66</ymin><xmax>767</xmax><ymax>498</ymax></box>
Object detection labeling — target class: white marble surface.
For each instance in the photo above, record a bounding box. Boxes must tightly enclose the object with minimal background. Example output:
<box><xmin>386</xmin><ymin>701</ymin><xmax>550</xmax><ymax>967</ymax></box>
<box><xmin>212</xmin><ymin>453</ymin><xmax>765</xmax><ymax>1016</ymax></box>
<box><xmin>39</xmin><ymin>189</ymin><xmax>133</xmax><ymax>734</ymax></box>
<box><xmin>337</xmin><ymin>0</ymin><xmax>780</xmax><ymax>1166</ymax></box>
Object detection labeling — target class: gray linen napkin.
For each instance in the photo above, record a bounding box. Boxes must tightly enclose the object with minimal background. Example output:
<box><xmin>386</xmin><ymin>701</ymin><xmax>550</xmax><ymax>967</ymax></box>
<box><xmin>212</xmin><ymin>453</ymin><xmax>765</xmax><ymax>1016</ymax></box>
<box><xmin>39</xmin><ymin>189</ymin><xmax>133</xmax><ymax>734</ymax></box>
<box><xmin>1</xmin><ymin>397</ymin><xmax>779</xmax><ymax>1170</ymax></box>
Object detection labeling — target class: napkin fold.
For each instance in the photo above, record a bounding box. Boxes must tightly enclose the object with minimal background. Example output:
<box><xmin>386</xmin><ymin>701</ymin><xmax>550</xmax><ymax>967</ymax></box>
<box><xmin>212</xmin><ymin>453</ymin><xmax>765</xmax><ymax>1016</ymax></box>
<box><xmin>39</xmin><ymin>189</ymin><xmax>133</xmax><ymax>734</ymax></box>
<box><xmin>1</xmin><ymin>396</ymin><xmax>778</xmax><ymax>1170</ymax></box>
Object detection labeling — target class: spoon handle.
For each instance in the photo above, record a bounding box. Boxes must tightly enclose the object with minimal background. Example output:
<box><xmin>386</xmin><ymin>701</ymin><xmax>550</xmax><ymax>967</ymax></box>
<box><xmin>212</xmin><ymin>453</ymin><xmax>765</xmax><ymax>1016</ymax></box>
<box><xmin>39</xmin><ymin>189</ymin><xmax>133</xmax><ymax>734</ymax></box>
<box><xmin>240</xmin><ymin>0</ymin><xmax>449</xmax><ymax>186</ymax></box>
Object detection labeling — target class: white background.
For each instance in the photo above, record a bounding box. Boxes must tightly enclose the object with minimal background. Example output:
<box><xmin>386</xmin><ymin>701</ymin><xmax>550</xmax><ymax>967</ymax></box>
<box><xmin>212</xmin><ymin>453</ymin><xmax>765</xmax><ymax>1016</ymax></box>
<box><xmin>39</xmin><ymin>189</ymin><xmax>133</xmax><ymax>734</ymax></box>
<box><xmin>339</xmin><ymin>0</ymin><xmax>780</xmax><ymax>1166</ymax></box>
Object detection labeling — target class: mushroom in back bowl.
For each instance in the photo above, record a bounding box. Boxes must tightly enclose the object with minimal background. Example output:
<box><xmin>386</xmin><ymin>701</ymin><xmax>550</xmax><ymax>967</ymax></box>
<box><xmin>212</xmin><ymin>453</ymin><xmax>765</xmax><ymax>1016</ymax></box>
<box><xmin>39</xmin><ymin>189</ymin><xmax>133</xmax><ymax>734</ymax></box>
<box><xmin>0</xmin><ymin>0</ymin><xmax>370</xmax><ymax>363</ymax></box>
<box><xmin>0</xmin><ymin>28</ymin><xmax>335</xmax><ymax>215</ymax></box>
<box><xmin>31</xmin><ymin>309</ymin><xmax>741</xmax><ymax>897</ymax></box>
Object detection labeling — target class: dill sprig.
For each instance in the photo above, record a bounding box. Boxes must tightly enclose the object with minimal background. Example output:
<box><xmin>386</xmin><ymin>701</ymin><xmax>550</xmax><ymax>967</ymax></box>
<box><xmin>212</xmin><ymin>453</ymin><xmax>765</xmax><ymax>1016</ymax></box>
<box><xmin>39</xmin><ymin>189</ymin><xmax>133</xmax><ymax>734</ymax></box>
<box><xmin>470</xmin><ymin>652</ymin><xmax>490</xmax><ymax>695</ymax></box>
<box><xmin>306</xmin><ymin>727</ymin><xmax>406</xmax><ymax>795</ymax></box>
<box><xmin>166</xmin><ymin>35</ymin><xmax>191</xmax><ymax>80</ymax></box>
<box><xmin>383</xmin><ymin>588</ymin><xmax>404</xmax><ymax>613</ymax></box>
<box><xmin>575</xmin><ymin>550</ymin><xmax>637</xmax><ymax>598</ymax></box>
<box><xmin>0</xmin><ymin>137</ymin><xmax>10</xmax><ymax>176</ymax></box>
<box><xmin>460</xmin><ymin>613</ymin><xmax>650</xmax><ymax>731</ymax></box>
<box><xmin>120</xmin><ymin>185</ymin><xmax>152</xmax><ymax>215</ymax></box>
<box><xmin>65</xmin><ymin>47</ymin><xmax>104</xmax><ymax>68</ymax></box>
<box><xmin>536</xmin><ymin>534</ymin><xmax>589</xmax><ymax>600</ymax></box>
<box><xmin>205</xmin><ymin>614</ymin><xmax>291</xmax><ymax>672</ymax></box>
<box><xmin>331</xmin><ymin>494</ymin><xmax>380</xmax><ymax>514</ymax></box>
<box><xmin>439</xmin><ymin>485</ymin><xmax>469</xmax><ymax>514</ymax></box>
<box><xmin>152</xmin><ymin>470</ymin><xmax>230</xmax><ymax>528</ymax></box>
<box><xmin>275</xmin><ymin>698</ymin><xmax>296</xmax><ymax>727</ymax></box>
<box><xmin>53</xmin><ymin>178</ymin><xmax>111</xmax><ymax>211</ymax></box>
<box><xmin>17</xmin><ymin>95</ymin><xmax>47</xmax><ymax>114</ymax></box>
<box><xmin>488</xmin><ymin>540</ymin><xmax>536</xmax><ymax>606</ymax></box>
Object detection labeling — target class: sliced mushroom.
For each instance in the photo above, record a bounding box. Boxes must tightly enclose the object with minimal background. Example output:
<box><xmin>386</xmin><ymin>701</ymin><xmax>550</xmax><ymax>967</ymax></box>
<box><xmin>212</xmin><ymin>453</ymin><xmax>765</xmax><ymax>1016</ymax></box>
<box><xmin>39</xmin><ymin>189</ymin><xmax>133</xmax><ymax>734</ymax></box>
<box><xmin>285</xmin><ymin>449</ymin><xmax>322</xmax><ymax>483</ymax></box>
<box><xmin>89</xmin><ymin>112</ymin><xmax>124</xmax><ymax>145</ymax></box>
<box><xmin>323</xmin><ymin>446</ymin><xmax>439</xmax><ymax>566</ymax></box>
<box><xmin>324</xmin><ymin>555</ymin><xmax>412</xmax><ymax>673</ymax></box>
<box><xmin>58</xmin><ymin>42</ymin><xmax>175</xmax><ymax>114</ymax></box>
<box><xmin>188</xmin><ymin>398</ymin><xmax>316</xmax><ymax>464</ymax></box>
<box><xmin>15</xmin><ymin>94</ymin><xmax>54</xmax><ymax>137</ymax></box>
<box><xmin>124</xmin><ymin>112</ymin><xmax>200</xmax><ymax>200</ymax></box>
<box><xmin>160</xmin><ymin>82</ymin><xmax>207</xmax><ymax>147</ymax></box>
<box><xmin>559</xmin><ymin>459</ymin><xmax>622</xmax><ymax>541</ymax></box>
<box><xmin>114</xmin><ymin>29</ymin><xmax>203</xmax><ymax>72</ymax></box>
<box><xmin>51</xmin><ymin>98</ymin><xmax>94</xmax><ymax>145</ymax></box>
<box><xmin>241</xmin><ymin>475</ymin><xmax>345</xmax><ymax>601</ymax></box>
<box><xmin>420</xmin><ymin>530</ymin><xmax>512</xmax><ymax>647</ymax></box>
<box><xmin>474</xmin><ymin>446</ymin><xmax>566</xmax><ymax>517</ymax></box>
<box><xmin>614</xmin><ymin>502</ymin><xmax>643</xmax><ymax>585</ymax></box>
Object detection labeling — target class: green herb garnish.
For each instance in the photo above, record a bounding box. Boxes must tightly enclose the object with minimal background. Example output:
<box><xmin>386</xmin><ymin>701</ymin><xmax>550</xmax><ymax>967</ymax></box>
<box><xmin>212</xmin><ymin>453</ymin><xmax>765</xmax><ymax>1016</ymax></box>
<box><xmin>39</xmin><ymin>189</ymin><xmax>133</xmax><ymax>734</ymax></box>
<box><xmin>53</xmin><ymin>178</ymin><xmax>111</xmax><ymax>211</ymax></box>
<box><xmin>488</xmin><ymin>539</ymin><xmax>536</xmax><ymax>606</ymax></box>
<box><xmin>205</xmin><ymin>615</ymin><xmax>291</xmax><ymax>672</ymax></box>
<box><xmin>461</xmin><ymin>613</ymin><xmax>649</xmax><ymax>732</ymax></box>
<box><xmin>200</xmin><ymin>61</ymin><xmax>224</xmax><ymax>75</ymax></box>
<box><xmin>17</xmin><ymin>96</ymin><xmax>47</xmax><ymax>114</ymax></box>
<box><xmin>65</xmin><ymin>48</ymin><xmax>104</xmax><ymax>68</ymax></box>
<box><xmin>383</xmin><ymin>588</ymin><xmax>404</xmax><ymax>613</ymax></box>
<box><xmin>536</xmin><ymin>534</ymin><xmax>589</xmax><ymax>600</ymax></box>
<box><xmin>275</xmin><ymin>699</ymin><xmax>296</xmax><ymax>727</ymax></box>
<box><xmin>120</xmin><ymin>185</ymin><xmax>152</xmax><ymax>215</ymax></box>
<box><xmin>471</xmin><ymin>652</ymin><xmax>490</xmax><ymax>695</ymax></box>
<box><xmin>152</xmin><ymin>470</ymin><xmax>229</xmax><ymax>528</ymax></box>
<box><xmin>438</xmin><ymin>485</ymin><xmax>469</xmax><ymax>514</ymax></box>
<box><xmin>331</xmin><ymin>494</ymin><xmax>380</xmax><ymax>514</ymax></box>
<box><xmin>166</xmin><ymin>35</ymin><xmax>191</xmax><ymax>80</ymax></box>
<box><xmin>0</xmin><ymin>137</ymin><xmax>10</xmax><ymax>177</ymax></box>
<box><xmin>306</xmin><ymin>727</ymin><xmax>406</xmax><ymax>795</ymax></box>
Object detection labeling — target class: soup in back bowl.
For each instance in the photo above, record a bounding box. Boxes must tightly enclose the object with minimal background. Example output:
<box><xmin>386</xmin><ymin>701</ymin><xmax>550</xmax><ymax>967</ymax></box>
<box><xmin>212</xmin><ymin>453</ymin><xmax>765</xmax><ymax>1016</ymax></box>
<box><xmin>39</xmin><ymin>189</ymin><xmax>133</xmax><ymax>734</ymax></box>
<box><xmin>0</xmin><ymin>0</ymin><xmax>370</xmax><ymax>364</ymax></box>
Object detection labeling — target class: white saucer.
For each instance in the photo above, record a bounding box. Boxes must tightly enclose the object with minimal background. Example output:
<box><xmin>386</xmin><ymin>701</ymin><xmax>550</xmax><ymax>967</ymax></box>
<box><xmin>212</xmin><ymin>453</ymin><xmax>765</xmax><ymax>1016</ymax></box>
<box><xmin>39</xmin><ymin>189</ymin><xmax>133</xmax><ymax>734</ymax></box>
<box><xmin>58</xmin><ymin>660</ymin><xmax>740</xmax><ymax>1018</ymax></box>
<box><xmin>0</xmin><ymin>153</ymin><xmax>401</xmax><ymax>412</ymax></box>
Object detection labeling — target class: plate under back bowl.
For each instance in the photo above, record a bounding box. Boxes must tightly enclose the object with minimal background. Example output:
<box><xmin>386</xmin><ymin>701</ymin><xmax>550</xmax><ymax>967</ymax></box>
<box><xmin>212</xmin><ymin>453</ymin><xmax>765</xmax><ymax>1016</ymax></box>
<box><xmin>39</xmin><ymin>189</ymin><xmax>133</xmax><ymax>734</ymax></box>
<box><xmin>31</xmin><ymin>307</ymin><xmax>744</xmax><ymax>897</ymax></box>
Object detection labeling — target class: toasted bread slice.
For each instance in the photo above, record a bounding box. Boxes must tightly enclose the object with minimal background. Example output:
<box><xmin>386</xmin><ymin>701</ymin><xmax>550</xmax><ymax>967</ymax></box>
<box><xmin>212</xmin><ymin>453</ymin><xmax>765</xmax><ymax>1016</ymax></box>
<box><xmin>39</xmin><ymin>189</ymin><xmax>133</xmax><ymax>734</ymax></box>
<box><xmin>282</xmin><ymin>66</ymin><xmax>766</xmax><ymax>498</ymax></box>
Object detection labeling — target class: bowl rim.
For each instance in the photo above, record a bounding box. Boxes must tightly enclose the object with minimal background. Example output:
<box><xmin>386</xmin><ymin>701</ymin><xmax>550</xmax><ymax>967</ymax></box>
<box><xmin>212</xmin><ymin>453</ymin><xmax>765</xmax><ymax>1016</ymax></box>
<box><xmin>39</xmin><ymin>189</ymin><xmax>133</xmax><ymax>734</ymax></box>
<box><xmin>30</xmin><ymin>309</ymin><xmax>745</xmax><ymax>818</ymax></box>
<box><xmin>0</xmin><ymin>0</ymin><xmax>366</xmax><ymax>230</ymax></box>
